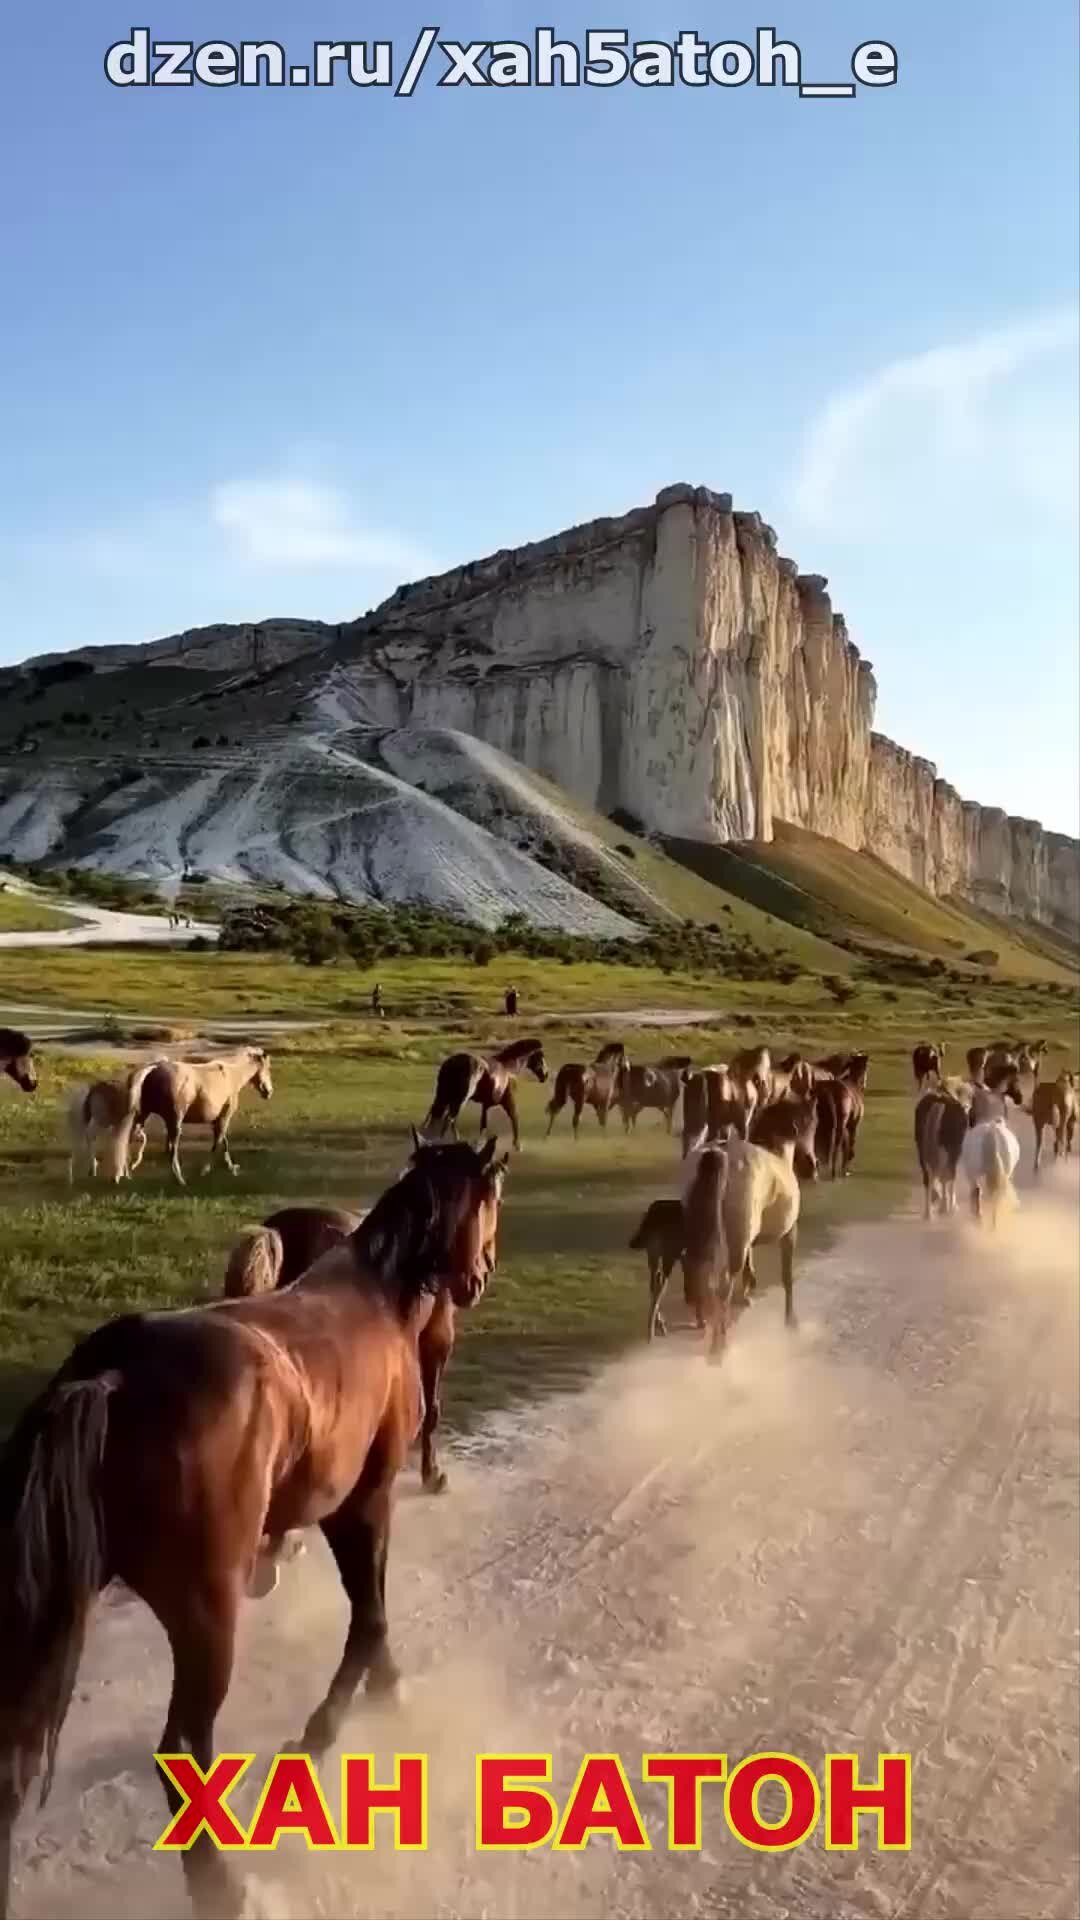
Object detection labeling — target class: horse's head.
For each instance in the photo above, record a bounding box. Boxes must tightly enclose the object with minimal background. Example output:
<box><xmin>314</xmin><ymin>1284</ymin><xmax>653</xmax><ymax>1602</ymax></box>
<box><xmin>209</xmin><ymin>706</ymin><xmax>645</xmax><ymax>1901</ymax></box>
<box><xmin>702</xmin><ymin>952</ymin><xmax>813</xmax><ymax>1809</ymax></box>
<box><xmin>848</xmin><ymin>1051</ymin><xmax>870</xmax><ymax>1087</ymax></box>
<box><xmin>1</xmin><ymin>1031</ymin><xmax>36</xmax><ymax>1093</ymax></box>
<box><xmin>985</xmin><ymin>1059</ymin><xmax>1023</xmax><ymax>1104</ymax></box>
<box><xmin>405</xmin><ymin>1135</ymin><xmax>509</xmax><ymax>1307</ymax></box>
<box><xmin>526</xmin><ymin>1048</ymin><xmax>549</xmax><ymax>1086</ymax></box>
<box><xmin>250</xmin><ymin>1049</ymin><xmax>274</xmax><ymax>1100</ymax></box>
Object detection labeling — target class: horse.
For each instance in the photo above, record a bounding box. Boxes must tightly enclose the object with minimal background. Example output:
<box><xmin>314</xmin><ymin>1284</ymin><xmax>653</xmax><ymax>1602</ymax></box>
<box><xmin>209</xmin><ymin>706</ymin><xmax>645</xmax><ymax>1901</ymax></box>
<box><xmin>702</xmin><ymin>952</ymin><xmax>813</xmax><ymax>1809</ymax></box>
<box><xmin>911</xmin><ymin>1042</ymin><xmax>945</xmax><ymax>1092</ymax></box>
<box><xmin>674</xmin><ymin>1145</ymin><xmax>727</xmax><ymax>1335</ymax></box>
<box><xmin>1031</xmin><ymin>1072</ymin><xmax>1078</xmax><ymax>1174</ymax></box>
<box><xmin>749</xmin><ymin>1096</ymin><xmax>819</xmax><ymax>1182</ymax></box>
<box><xmin>965</xmin><ymin>1046</ymin><xmax>988</xmax><ymax>1086</ymax></box>
<box><xmin>629</xmin><ymin>1199</ymin><xmax>687</xmax><ymax>1342</ymax></box>
<box><xmin>616</xmin><ymin>1060</ymin><xmax>687</xmax><ymax>1134</ymax></box>
<box><xmin>0</xmin><ymin>1031</ymin><xmax>36</xmax><ymax>1095</ymax></box>
<box><xmin>961</xmin><ymin>1065</ymin><xmax>1025</xmax><ymax>1227</ymax></box>
<box><xmin>704</xmin><ymin>1099</ymin><xmax>816</xmax><ymax>1363</ymax></box>
<box><xmin>915</xmin><ymin>1087</ymin><xmax>971</xmax><ymax>1219</ymax></box>
<box><xmin>133</xmin><ymin>1048</ymin><xmax>273</xmax><ymax>1186</ymax></box>
<box><xmin>767</xmin><ymin>1053</ymin><xmax>816</xmax><ymax>1102</ymax></box>
<box><xmin>423</xmin><ymin>1038</ymin><xmax>548</xmax><ymax>1151</ymax></box>
<box><xmin>0</xmin><ymin>1136</ymin><xmax>507</xmax><ymax>1920</ymax></box>
<box><xmin>223</xmin><ymin>1191</ymin><xmax>465</xmax><ymax>1498</ymax></box>
<box><xmin>813</xmin><ymin>1072</ymin><xmax>866</xmax><ymax>1180</ymax></box>
<box><xmin>680</xmin><ymin>1065</ymin><xmax>750</xmax><ymax>1156</ymax></box>
<box><xmin>815</xmin><ymin>1050</ymin><xmax>870</xmax><ymax>1092</ymax></box>
<box><xmin>65</xmin><ymin>1066</ymin><xmax>153</xmax><ymax>1185</ymax></box>
<box><xmin>729</xmin><ymin>1045</ymin><xmax>772</xmax><ymax>1105</ymax></box>
<box><xmin>545</xmin><ymin>1043</ymin><xmax>627</xmax><ymax>1138</ymax></box>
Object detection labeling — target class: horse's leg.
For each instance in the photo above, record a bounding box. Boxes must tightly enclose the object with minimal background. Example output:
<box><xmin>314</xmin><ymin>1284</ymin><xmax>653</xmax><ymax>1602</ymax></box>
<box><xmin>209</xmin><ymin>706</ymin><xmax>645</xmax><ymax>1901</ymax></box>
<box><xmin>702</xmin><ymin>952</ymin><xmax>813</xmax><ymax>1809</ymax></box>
<box><xmin>167</xmin><ymin>1117</ymin><xmax>187</xmax><ymax>1188</ymax></box>
<box><xmin>572</xmin><ymin>1095</ymin><xmax>584</xmax><ymax>1138</ymax></box>
<box><xmin>545</xmin><ymin>1096</ymin><xmax>560</xmax><ymax>1138</ymax></box>
<box><xmin>157</xmin><ymin>1582</ymin><xmax>243</xmax><ymax>1920</ymax></box>
<box><xmin>706</xmin><ymin>1270</ymin><xmax>736</xmax><ymax>1366</ymax></box>
<box><xmin>781</xmin><ymin>1226</ymin><xmax>798</xmax><ymax>1329</ymax></box>
<box><xmin>502</xmin><ymin>1088</ymin><xmax>521</xmax><ymax>1151</ymax></box>
<box><xmin>296</xmin><ymin>1478</ymin><xmax>401</xmax><ymax>1759</ymax></box>
<box><xmin>683</xmin><ymin>1255</ymin><xmax>707</xmax><ymax>1331</ymax></box>
<box><xmin>1033</xmin><ymin>1123</ymin><xmax>1043</xmax><ymax>1174</ymax></box>
<box><xmin>647</xmin><ymin>1252</ymin><xmax>669</xmax><ymax>1341</ymax></box>
<box><xmin>419</xmin><ymin>1295</ymin><xmax>455</xmax><ymax>1495</ymax></box>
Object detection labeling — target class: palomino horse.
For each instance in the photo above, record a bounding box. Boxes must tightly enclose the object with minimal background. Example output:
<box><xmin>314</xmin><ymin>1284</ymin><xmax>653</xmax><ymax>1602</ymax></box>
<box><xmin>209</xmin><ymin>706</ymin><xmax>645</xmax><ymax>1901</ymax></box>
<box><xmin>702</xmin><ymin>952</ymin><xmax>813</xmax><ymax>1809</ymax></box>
<box><xmin>65</xmin><ymin>1065</ymin><xmax>153</xmax><ymax>1185</ymax></box>
<box><xmin>0</xmin><ymin>1031</ymin><xmax>36</xmax><ymax>1095</ymax></box>
<box><xmin>134</xmin><ymin>1048</ymin><xmax>273</xmax><ymax>1186</ymax></box>
<box><xmin>0</xmin><ymin>1137</ymin><xmax>507</xmax><ymax>1920</ymax></box>
<box><xmin>961</xmin><ymin>1066</ymin><xmax>1025</xmax><ymax>1226</ymax></box>
<box><xmin>424</xmin><ymin>1038</ymin><xmax>548</xmax><ymax>1151</ymax></box>
<box><xmin>1031</xmin><ymin>1072</ymin><xmax>1078</xmax><ymax>1174</ymax></box>
<box><xmin>223</xmin><ymin>1191</ymin><xmax>465</xmax><ymax>1497</ymax></box>
<box><xmin>704</xmin><ymin>1098</ymin><xmax>818</xmax><ymax>1363</ymax></box>
<box><xmin>545</xmin><ymin>1042</ymin><xmax>627</xmax><ymax>1137</ymax></box>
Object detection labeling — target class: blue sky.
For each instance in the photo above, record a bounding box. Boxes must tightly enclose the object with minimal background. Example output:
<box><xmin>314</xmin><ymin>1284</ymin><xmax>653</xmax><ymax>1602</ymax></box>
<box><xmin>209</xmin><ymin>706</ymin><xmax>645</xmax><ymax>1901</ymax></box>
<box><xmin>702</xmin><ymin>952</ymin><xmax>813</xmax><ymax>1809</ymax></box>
<box><xmin>2</xmin><ymin>2</ymin><xmax>1077</xmax><ymax>833</ymax></box>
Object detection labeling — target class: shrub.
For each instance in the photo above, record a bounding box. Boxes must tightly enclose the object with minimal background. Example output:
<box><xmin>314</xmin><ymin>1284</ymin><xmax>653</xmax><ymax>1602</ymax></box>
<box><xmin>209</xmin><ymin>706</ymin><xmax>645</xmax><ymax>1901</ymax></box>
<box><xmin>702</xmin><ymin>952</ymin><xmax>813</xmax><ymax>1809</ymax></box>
<box><xmin>473</xmin><ymin>940</ymin><xmax>495</xmax><ymax>966</ymax></box>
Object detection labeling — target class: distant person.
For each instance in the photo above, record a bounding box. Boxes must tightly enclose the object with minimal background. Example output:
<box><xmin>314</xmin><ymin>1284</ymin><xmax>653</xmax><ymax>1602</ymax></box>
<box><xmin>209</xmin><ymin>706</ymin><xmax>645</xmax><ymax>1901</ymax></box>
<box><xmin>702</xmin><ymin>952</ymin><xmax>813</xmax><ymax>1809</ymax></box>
<box><xmin>504</xmin><ymin>985</ymin><xmax>519</xmax><ymax>1017</ymax></box>
<box><xmin>371</xmin><ymin>983</ymin><xmax>384</xmax><ymax>1019</ymax></box>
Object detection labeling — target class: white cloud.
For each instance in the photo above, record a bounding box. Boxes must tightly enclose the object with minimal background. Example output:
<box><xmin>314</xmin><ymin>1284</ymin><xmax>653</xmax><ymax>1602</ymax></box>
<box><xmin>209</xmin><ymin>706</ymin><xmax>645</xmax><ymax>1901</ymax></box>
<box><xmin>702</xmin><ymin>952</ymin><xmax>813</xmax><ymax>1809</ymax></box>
<box><xmin>790</xmin><ymin>308</ymin><xmax>1080</xmax><ymax>535</ymax></box>
<box><xmin>210</xmin><ymin>477</ymin><xmax>426</xmax><ymax>573</ymax></box>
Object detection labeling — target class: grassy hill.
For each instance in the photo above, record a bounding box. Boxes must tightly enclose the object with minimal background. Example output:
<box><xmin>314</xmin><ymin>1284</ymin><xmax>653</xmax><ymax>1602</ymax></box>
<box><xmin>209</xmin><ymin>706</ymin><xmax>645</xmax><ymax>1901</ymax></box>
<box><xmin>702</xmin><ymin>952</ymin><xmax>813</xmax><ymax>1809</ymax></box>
<box><xmin>664</xmin><ymin>821</ymin><xmax>1077</xmax><ymax>987</ymax></box>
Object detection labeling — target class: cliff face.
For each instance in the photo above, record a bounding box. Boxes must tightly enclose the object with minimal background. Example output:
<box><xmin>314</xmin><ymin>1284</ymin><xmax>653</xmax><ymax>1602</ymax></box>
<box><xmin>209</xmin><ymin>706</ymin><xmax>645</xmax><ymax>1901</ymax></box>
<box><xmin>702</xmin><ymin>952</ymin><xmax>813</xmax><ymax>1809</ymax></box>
<box><xmin>14</xmin><ymin>484</ymin><xmax>1078</xmax><ymax>938</ymax></box>
<box><xmin>321</xmin><ymin>484</ymin><xmax>1074</xmax><ymax>934</ymax></box>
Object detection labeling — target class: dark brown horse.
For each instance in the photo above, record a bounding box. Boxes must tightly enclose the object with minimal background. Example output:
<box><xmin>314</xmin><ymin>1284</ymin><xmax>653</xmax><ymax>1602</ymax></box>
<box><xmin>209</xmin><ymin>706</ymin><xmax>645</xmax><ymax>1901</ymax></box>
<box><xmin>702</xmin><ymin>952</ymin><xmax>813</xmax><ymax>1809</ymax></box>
<box><xmin>814</xmin><ymin>1072</ymin><xmax>866</xmax><ymax>1180</ymax></box>
<box><xmin>0</xmin><ymin>1137</ymin><xmax>507</xmax><ymax>1920</ymax></box>
<box><xmin>223</xmin><ymin>1194</ymin><xmax>463</xmax><ymax>1496</ymax></box>
<box><xmin>629</xmin><ymin>1199</ymin><xmax>687</xmax><ymax>1341</ymax></box>
<box><xmin>616</xmin><ymin>1060</ymin><xmax>687</xmax><ymax>1134</ymax></box>
<box><xmin>915</xmin><ymin>1088</ymin><xmax>970</xmax><ymax>1218</ymax></box>
<box><xmin>545</xmin><ymin>1042</ymin><xmax>627</xmax><ymax>1137</ymax></box>
<box><xmin>0</xmin><ymin>1030</ymin><xmax>36</xmax><ymax>1094</ymax></box>
<box><xmin>424</xmin><ymin>1037</ymin><xmax>548</xmax><ymax>1150</ymax></box>
<box><xmin>815</xmin><ymin>1050</ymin><xmax>870</xmax><ymax>1091</ymax></box>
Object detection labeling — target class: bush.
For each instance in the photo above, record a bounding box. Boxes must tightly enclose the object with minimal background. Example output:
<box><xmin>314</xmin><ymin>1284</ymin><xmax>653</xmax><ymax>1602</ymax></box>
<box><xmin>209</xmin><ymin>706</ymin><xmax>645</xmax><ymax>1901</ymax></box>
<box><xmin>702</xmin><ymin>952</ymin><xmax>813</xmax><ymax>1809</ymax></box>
<box><xmin>966</xmin><ymin>949</ymin><xmax>999</xmax><ymax>967</ymax></box>
<box><xmin>473</xmin><ymin>940</ymin><xmax>496</xmax><ymax>967</ymax></box>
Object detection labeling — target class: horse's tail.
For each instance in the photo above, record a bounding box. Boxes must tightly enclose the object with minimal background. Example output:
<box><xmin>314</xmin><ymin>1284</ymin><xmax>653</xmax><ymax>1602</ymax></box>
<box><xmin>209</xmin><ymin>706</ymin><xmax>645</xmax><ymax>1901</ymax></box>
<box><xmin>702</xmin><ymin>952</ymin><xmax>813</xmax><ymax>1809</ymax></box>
<box><xmin>223</xmin><ymin>1225</ymin><xmax>284</xmax><ymax>1298</ymax></box>
<box><xmin>630</xmin><ymin>1201</ymin><xmax>667</xmax><ymax>1250</ymax></box>
<box><xmin>0</xmin><ymin>1373</ymin><xmax>116</xmax><ymax>1830</ymax></box>
<box><xmin>546</xmin><ymin>1064</ymin><xmax>574</xmax><ymax>1115</ymax></box>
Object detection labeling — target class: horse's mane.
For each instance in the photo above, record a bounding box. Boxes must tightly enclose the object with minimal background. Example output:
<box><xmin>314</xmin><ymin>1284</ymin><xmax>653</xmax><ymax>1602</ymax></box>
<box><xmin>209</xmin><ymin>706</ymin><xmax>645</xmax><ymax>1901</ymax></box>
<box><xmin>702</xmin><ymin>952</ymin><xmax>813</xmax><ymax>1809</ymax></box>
<box><xmin>494</xmin><ymin>1037</ymin><xmax>545</xmax><ymax>1066</ymax></box>
<box><xmin>349</xmin><ymin>1144</ymin><xmax>491</xmax><ymax>1311</ymax></box>
<box><xmin>0</xmin><ymin>1028</ymin><xmax>32</xmax><ymax>1056</ymax></box>
<box><xmin>594</xmin><ymin>1041</ymin><xmax>627</xmax><ymax>1065</ymax></box>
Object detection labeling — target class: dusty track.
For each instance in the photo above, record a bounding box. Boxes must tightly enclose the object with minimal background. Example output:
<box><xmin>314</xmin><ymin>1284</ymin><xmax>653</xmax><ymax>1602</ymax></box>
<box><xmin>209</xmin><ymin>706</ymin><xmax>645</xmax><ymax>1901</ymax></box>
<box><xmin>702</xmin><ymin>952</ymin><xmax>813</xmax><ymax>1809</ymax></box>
<box><xmin>12</xmin><ymin>1150</ymin><xmax>1079</xmax><ymax>1920</ymax></box>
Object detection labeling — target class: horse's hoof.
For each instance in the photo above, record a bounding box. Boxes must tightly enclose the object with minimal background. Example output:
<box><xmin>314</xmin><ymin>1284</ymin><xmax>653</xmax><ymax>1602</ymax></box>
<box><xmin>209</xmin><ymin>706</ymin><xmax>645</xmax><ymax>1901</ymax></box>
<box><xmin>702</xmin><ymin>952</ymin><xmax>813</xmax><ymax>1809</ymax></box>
<box><xmin>423</xmin><ymin>1468</ymin><xmax>449</xmax><ymax>1496</ymax></box>
<box><xmin>366</xmin><ymin>1668</ymin><xmax>407</xmax><ymax>1708</ymax></box>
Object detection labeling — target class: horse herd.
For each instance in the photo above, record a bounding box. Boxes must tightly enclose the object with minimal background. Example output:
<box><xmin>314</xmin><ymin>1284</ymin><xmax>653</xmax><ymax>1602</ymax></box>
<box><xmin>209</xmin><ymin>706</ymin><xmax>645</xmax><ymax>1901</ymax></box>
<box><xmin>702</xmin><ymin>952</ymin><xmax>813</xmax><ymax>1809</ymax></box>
<box><xmin>912</xmin><ymin>1036</ymin><xmax>1078</xmax><ymax>1227</ymax></box>
<box><xmin>0</xmin><ymin>1016</ymin><xmax>1073</xmax><ymax>1920</ymax></box>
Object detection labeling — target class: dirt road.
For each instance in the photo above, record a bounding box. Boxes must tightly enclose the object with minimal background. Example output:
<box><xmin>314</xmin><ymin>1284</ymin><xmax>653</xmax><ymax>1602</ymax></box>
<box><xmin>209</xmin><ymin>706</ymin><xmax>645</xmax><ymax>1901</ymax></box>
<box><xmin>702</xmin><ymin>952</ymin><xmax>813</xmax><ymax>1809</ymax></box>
<box><xmin>12</xmin><ymin>1152</ymin><xmax>1079</xmax><ymax>1920</ymax></box>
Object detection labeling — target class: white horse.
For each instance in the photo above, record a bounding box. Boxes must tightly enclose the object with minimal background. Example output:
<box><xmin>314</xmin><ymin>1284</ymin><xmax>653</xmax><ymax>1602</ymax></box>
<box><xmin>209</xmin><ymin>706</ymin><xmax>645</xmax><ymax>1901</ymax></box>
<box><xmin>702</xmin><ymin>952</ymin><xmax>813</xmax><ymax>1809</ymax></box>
<box><xmin>961</xmin><ymin>1071</ymin><xmax>1024</xmax><ymax>1227</ymax></box>
<box><xmin>700</xmin><ymin>1100</ymin><xmax>815</xmax><ymax>1363</ymax></box>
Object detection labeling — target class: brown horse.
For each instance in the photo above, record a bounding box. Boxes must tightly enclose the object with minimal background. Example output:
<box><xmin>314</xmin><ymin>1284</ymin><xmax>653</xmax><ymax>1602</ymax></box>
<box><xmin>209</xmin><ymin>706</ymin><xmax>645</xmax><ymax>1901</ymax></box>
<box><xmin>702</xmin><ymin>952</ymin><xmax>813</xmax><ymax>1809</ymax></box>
<box><xmin>680</xmin><ymin>1064</ymin><xmax>750</xmax><ymax>1156</ymax></box>
<box><xmin>966</xmin><ymin>1045</ymin><xmax>988</xmax><ymax>1086</ymax></box>
<box><xmin>0</xmin><ymin>1031</ymin><xmax>36</xmax><ymax>1095</ymax></box>
<box><xmin>915</xmin><ymin>1088</ymin><xmax>970</xmax><ymax>1218</ymax></box>
<box><xmin>616</xmin><ymin>1060</ymin><xmax>687</xmax><ymax>1134</ymax></box>
<box><xmin>814</xmin><ymin>1072</ymin><xmax>866</xmax><ymax>1180</ymax></box>
<box><xmin>424</xmin><ymin>1037</ymin><xmax>548</xmax><ymax>1150</ymax></box>
<box><xmin>0</xmin><ymin>1136</ymin><xmax>507</xmax><ymax>1920</ymax></box>
<box><xmin>629</xmin><ymin>1199</ymin><xmax>687</xmax><ymax>1341</ymax></box>
<box><xmin>223</xmin><ymin>1194</ymin><xmax>463</xmax><ymax>1497</ymax></box>
<box><xmin>134</xmin><ymin>1048</ymin><xmax>273</xmax><ymax>1186</ymax></box>
<box><xmin>1031</xmin><ymin>1072</ymin><xmax>1078</xmax><ymax>1174</ymax></box>
<box><xmin>545</xmin><ymin>1042</ymin><xmax>627</xmax><ymax>1137</ymax></box>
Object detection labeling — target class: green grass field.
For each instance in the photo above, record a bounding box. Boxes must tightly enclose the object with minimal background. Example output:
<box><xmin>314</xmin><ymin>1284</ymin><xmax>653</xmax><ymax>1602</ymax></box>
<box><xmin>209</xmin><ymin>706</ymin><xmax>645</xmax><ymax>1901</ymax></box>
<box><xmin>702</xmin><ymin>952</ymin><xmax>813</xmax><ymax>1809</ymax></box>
<box><xmin>1</xmin><ymin>960</ymin><xmax>1076</xmax><ymax>1450</ymax></box>
<box><xmin>0</xmin><ymin>892</ymin><xmax>81</xmax><ymax>933</ymax></box>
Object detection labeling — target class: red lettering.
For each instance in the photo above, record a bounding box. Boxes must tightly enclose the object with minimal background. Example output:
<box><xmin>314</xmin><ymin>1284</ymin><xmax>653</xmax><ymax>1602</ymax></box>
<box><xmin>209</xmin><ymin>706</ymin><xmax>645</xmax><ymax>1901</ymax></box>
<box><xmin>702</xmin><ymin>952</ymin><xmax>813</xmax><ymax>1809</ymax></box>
<box><xmin>726</xmin><ymin>1754</ymin><xmax>820</xmax><ymax>1851</ymax></box>
<box><xmin>643</xmin><ymin>1754</ymin><xmax>727</xmax><ymax>1849</ymax></box>
<box><xmin>154</xmin><ymin>1754</ymin><xmax>251</xmax><ymax>1850</ymax></box>
<box><xmin>247</xmin><ymin>1756</ymin><xmax>337</xmax><ymax>1849</ymax></box>
<box><xmin>826</xmin><ymin>1753</ymin><xmax>911</xmax><ymax>1850</ymax></box>
<box><xmin>342</xmin><ymin>1754</ymin><xmax>426</xmax><ymax>1849</ymax></box>
<box><xmin>554</xmin><ymin>1756</ymin><xmax>651</xmax><ymax>1852</ymax></box>
<box><xmin>475</xmin><ymin>1756</ymin><xmax>558</xmax><ymax>1849</ymax></box>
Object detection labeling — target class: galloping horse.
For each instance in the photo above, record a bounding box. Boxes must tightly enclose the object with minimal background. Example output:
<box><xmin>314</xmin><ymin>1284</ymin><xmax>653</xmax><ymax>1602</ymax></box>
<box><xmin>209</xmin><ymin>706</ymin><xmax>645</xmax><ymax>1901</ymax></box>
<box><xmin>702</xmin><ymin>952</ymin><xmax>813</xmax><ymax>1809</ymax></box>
<box><xmin>134</xmin><ymin>1048</ymin><xmax>273</xmax><ymax>1185</ymax></box>
<box><xmin>423</xmin><ymin>1038</ymin><xmax>548</xmax><ymax>1150</ymax></box>
<box><xmin>961</xmin><ymin>1064</ymin><xmax>1025</xmax><ymax>1226</ymax></box>
<box><xmin>616</xmin><ymin>1059</ymin><xmax>690</xmax><ymax>1134</ymax></box>
<box><xmin>813</xmin><ymin>1070</ymin><xmax>866</xmax><ymax>1180</ymax></box>
<box><xmin>704</xmin><ymin>1098</ymin><xmax>817</xmax><ymax>1363</ymax></box>
<box><xmin>915</xmin><ymin>1086</ymin><xmax>971</xmax><ymax>1219</ymax></box>
<box><xmin>545</xmin><ymin>1042</ymin><xmax>627</xmax><ymax>1137</ymax></box>
<box><xmin>680</xmin><ymin>1064</ymin><xmax>752</xmax><ymax>1156</ymax></box>
<box><xmin>1031</xmin><ymin>1071</ymin><xmax>1077</xmax><ymax>1174</ymax></box>
<box><xmin>0</xmin><ymin>1031</ymin><xmax>36</xmax><ymax>1095</ymax></box>
<box><xmin>223</xmin><ymin>1187</ymin><xmax>465</xmax><ymax>1497</ymax></box>
<box><xmin>0</xmin><ymin>1137</ymin><xmax>507</xmax><ymax>1920</ymax></box>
